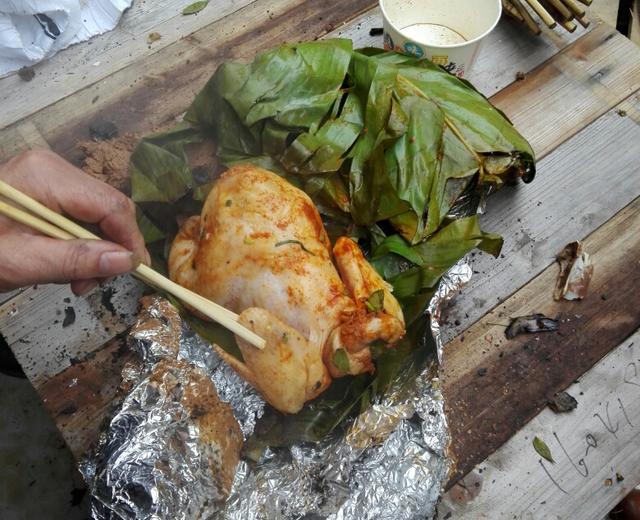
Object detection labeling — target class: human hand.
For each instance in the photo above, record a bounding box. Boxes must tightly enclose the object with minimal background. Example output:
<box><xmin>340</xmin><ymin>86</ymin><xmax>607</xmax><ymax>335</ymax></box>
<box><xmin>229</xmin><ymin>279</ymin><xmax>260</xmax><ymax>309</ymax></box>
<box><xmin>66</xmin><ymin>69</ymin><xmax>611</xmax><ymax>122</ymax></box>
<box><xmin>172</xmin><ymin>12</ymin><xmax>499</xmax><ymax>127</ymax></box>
<box><xmin>0</xmin><ymin>149</ymin><xmax>148</xmax><ymax>295</ymax></box>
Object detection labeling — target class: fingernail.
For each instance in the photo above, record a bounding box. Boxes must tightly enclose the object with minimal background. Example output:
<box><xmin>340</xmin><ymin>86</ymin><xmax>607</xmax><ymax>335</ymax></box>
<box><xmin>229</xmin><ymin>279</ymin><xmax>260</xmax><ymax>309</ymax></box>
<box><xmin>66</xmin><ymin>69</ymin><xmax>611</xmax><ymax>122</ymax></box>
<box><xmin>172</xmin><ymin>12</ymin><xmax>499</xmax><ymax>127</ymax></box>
<box><xmin>144</xmin><ymin>249</ymin><xmax>152</xmax><ymax>266</ymax></box>
<box><xmin>99</xmin><ymin>251</ymin><xmax>134</xmax><ymax>276</ymax></box>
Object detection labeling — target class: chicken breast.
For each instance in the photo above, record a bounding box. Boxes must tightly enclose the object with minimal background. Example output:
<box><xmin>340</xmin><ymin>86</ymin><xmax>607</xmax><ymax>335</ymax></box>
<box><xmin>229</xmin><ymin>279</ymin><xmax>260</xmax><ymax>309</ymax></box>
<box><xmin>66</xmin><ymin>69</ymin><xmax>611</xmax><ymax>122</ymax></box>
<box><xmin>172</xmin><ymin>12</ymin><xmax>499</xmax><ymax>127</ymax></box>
<box><xmin>169</xmin><ymin>164</ymin><xmax>405</xmax><ymax>413</ymax></box>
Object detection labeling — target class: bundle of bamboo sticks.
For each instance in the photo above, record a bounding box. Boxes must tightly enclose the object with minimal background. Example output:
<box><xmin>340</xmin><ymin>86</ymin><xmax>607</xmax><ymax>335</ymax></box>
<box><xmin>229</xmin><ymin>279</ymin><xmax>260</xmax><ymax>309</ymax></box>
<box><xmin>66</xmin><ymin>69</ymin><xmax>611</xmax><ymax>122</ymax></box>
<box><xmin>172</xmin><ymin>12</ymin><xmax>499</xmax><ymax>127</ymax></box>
<box><xmin>502</xmin><ymin>0</ymin><xmax>593</xmax><ymax>34</ymax></box>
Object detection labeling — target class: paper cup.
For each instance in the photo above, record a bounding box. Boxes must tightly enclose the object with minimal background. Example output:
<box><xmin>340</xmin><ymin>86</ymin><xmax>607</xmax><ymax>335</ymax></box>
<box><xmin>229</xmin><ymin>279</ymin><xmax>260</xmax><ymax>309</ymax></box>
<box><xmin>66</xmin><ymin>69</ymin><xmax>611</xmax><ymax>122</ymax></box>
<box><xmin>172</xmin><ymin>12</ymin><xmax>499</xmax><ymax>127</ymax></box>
<box><xmin>380</xmin><ymin>0</ymin><xmax>502</xmax><ymax>77</ymax></box>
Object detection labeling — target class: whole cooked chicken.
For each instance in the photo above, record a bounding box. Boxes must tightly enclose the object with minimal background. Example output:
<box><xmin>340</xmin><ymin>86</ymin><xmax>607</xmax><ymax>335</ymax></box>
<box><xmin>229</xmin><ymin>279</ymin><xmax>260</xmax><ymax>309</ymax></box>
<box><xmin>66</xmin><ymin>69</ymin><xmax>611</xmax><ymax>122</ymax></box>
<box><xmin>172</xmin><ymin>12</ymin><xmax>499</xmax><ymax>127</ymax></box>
<box><xmin>169</xmin><ymin>165</ymin><xmax>405</xmax><ymax>413</ymax></box>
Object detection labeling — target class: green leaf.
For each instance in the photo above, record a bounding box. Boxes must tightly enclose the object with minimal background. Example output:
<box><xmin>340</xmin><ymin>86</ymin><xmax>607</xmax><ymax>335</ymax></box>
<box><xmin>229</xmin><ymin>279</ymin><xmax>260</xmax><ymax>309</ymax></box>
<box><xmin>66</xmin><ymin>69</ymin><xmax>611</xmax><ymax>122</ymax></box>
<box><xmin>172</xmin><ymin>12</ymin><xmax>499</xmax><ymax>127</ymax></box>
<box><xmin>372</xmin><ymin>234</ymin><xmax>423</xmax><ymax>265</ymax></box>
<box><xmin>373</xmin><ymin>216</ymin><xmax>503</xmax><ymax>299</ymax></box>
<box><xmin>365</xmin><ymin>289</ymin><xmax>385</xmax><ymax>312</ymax></box>
<box><xmin>136</xmin><ymin>207</ymin><xmax>165</xmax><ymax>244</ymax></box>
<box><xmin>182</xmin><ymin>1</ymin><xmax>208</xmax><ymax>15</ymax></box>
<box><xmin>533</xmin><ymin>436</ymin><xmax>555</xmax><ymax>463</ymax></box>
<box><xmin>333</xmin><ymin>349</ymin><xmax>350</xmax><ymax>372</ymax></box>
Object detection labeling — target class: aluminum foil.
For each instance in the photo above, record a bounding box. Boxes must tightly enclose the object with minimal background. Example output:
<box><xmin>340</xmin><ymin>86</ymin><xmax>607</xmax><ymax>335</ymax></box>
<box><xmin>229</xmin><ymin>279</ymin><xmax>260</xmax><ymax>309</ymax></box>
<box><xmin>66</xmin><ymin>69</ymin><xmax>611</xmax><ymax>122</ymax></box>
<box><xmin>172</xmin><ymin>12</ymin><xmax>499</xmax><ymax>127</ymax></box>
<box><xmin>82</xmin><ymin>260</ymin><xmax>472</xmax><ymax>520</ymax></box>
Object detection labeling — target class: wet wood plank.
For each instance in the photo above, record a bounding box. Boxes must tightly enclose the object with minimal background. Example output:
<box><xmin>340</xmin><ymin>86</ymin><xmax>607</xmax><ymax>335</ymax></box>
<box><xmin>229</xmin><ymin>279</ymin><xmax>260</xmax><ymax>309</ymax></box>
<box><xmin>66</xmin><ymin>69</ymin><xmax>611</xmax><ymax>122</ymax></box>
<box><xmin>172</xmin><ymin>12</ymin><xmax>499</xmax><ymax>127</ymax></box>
<box><xmin>37</xmin><ymin>337</ymin><xmax>133</xmax><ymax>459</ymax></box>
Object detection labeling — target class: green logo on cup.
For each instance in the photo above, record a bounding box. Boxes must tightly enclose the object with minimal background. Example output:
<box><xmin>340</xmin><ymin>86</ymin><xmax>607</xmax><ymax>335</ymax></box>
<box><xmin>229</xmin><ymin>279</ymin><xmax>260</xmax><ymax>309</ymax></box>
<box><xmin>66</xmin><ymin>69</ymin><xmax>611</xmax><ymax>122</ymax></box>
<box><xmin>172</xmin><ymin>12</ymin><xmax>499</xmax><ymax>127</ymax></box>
<box><xmin>403</xmin><ymin>42</ymin><xmax>424</xmax><ymax>58</ymax></box>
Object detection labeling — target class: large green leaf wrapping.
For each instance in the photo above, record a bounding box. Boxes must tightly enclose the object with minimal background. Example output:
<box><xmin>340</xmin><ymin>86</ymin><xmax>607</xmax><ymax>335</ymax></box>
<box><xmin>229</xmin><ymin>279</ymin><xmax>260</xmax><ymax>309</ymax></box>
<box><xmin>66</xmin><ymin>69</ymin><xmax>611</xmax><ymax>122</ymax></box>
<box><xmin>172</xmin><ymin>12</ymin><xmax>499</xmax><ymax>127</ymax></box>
<box><xmin>129</xmin><ymin>39</ymin><xmax>536</xmax><ymax>442</ymax></box>
<box><xmin>185</xmin><ymin>41</ymin><xmax>534</xmax><ymax>244</ymax></box>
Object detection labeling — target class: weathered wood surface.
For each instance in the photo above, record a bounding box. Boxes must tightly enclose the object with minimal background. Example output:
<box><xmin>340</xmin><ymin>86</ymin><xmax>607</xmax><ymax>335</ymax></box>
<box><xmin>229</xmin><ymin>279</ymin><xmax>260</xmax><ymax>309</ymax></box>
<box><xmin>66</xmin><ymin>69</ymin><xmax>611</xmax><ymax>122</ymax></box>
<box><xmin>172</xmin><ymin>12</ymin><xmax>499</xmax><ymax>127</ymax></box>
<box><xmin>443</xmin><ymin>192</ymin><xmax>640</xmax><ymax>482</ymax></box>
<box><xmin>0</xmin><ymin>4</ymin><xmax>639</xmax><ymax>518</ymax></box>
<box><xmin>439</xmin><ymin>329</ymin><xmax>640</xmax><ymax>520</ymax></box>
<box><xmin>1</xmin><ymin>278</ymin><xmax>143</xmax><ymax>385</ymax></box>
<box><xmin>0</xmin><ymin>0</ymin><xmax>258</xmax><ymax>127</ymax></box>
<box><xmin>0</xmin><ymin>0</ymin><xmax>378</xmax><ymax>162</ymax></box>
<box><xmin>440</xmin><ymin>24</ymin><xmax>640</xmax><ymax>342</ymax></box>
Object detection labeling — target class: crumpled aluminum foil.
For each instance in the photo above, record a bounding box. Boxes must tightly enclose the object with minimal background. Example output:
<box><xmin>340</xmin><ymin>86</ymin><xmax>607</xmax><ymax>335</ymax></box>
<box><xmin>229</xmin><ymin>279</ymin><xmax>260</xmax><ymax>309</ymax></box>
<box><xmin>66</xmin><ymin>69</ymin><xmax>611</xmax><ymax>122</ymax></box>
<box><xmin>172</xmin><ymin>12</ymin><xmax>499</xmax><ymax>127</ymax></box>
<box><xmin>81</xmin><ymin>260</ymin><xmax>472</xmax><ymax>520</ymax></box>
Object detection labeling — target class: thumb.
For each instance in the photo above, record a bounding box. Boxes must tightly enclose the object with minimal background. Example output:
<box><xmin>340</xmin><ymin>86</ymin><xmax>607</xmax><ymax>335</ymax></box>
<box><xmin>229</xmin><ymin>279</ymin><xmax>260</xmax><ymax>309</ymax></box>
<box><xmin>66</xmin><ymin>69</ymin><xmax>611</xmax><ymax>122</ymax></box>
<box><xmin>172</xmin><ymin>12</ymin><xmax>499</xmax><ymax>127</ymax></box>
<box><xmin>1</xmin><ymin>234</ymin><xmax>139</xmax><ymax>288</ymax></box>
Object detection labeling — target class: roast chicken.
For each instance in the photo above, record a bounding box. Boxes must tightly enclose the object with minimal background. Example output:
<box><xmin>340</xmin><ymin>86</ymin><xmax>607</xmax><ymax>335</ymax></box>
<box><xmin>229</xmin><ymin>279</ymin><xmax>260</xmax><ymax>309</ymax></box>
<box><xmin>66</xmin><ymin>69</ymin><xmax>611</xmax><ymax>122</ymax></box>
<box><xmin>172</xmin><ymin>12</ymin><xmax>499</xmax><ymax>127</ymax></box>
<box><xmin>169</xmin><ymin>165</ymin><xmax>406</xmax><ymax>413</ymax></box>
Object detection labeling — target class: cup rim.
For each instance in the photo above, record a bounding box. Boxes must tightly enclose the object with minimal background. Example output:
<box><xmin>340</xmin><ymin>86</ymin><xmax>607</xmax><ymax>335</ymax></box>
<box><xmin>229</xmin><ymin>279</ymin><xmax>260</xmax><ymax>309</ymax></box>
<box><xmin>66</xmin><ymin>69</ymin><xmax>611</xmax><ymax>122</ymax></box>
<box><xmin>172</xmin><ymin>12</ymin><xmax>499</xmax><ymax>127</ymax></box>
<box><xmin>379</xmin><ymin>0</ymin><xmax>503</xmax><ymax>50</ymax></box>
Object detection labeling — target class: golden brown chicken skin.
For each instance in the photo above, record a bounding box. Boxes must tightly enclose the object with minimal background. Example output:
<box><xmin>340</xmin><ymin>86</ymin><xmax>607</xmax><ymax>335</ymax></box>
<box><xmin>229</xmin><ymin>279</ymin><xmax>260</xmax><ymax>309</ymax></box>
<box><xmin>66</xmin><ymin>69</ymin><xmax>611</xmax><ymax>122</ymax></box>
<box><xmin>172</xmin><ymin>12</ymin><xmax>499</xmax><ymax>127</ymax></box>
<box><xmin>169</xmin><ymin>164</ymin><xmax>405</xmax><ymax>413</ymax></box>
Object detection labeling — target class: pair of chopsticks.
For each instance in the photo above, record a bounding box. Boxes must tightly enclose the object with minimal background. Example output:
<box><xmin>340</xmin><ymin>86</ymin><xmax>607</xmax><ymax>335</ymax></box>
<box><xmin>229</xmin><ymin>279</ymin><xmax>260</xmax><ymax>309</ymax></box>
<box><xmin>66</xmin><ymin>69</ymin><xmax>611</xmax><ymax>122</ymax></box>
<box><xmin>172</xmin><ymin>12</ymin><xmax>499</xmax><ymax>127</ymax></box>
<box><xmin>503</xmin><ymin>0</ymin><xmax>592</xmax><ymax>34</ymax></box>
<box><xmin>0</xmin><ymin>179</ymin><xmax>266</xmax><ymax>350</ymax></box>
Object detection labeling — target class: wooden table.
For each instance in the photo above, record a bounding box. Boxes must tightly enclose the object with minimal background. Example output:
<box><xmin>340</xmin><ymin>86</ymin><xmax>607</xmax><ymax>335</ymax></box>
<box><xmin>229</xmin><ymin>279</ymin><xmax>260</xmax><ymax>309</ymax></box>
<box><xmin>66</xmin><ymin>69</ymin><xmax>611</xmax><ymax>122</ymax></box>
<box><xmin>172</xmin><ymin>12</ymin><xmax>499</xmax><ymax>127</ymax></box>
<box><xmin>1</xmin><ymin>2</ymin><xmax>639</xmax><ymax>519</ymax></box>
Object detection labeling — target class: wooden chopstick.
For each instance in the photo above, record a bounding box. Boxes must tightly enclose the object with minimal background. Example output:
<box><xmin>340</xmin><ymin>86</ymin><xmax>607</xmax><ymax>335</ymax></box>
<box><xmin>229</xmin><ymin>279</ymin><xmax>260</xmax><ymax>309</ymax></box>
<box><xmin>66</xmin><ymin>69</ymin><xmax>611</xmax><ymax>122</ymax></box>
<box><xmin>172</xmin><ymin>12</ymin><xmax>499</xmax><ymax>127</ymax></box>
<box><xmin>0</xmin><ymin>179</ymin><xmax>266</xmax><ymax>350</ymax></box>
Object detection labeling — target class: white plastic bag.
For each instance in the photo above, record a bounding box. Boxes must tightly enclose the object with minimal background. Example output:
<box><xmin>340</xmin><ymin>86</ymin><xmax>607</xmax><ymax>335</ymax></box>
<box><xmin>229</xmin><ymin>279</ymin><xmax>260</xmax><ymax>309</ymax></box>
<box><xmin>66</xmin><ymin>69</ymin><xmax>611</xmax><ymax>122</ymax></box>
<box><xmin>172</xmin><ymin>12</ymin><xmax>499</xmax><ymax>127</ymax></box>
<box><xmin>0</xmin><ymin>0</ymin><xmax>132</xmax><ymax>76</ymax></box>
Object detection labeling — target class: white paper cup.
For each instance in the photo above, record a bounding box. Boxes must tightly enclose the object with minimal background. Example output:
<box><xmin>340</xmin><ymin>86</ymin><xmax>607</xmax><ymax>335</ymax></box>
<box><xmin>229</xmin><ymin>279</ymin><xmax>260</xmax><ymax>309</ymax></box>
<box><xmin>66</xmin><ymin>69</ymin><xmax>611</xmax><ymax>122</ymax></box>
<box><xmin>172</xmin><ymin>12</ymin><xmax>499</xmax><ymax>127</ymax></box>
<box><xmin>380</xmin><ymin>0</ymin><xmax>502</xmax><ymax>77</ymax></box>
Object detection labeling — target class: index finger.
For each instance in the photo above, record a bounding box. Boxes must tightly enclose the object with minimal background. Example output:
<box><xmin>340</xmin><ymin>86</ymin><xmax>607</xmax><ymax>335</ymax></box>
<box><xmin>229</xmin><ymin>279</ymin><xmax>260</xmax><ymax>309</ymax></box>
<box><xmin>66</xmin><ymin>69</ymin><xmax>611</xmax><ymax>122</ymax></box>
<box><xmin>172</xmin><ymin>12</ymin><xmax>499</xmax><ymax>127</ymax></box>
<box><xmin>2</xmin><ymin>150</ymin><xmax>148</xmax><ymax>262</ymax></box>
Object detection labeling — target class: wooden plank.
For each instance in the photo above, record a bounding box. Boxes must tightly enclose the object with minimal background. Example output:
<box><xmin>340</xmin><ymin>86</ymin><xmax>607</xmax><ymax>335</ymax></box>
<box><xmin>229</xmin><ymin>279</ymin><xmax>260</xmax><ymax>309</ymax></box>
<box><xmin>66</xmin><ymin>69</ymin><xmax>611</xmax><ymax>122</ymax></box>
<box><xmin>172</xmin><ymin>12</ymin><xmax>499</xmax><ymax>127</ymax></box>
<box><xmin>438</xmin><ymin>329</ymin><xmax>640</xmax><ymax>520</ymax></box>
<box><xmin>0</xmin><ymin>0</ymin><xmax>377</xmax><ymax>162</ymax></box>
<box><xmin>2</xmin><ymin>278</ymin><xmax>144</xmax><ymax>385</ymax></box>
<box><xmin>491</xmin><ymin>23</ymin><xmax>640</xmax><ymax>158</ymax></box>
<box><xmin>442</xmin><ymin>194</ymin><xmax>640</xmax><ymax>483</ymax></box>
<box><xmin>440</xmin><ymin>83</ymin><xmax>640</xmax><ymax>346</ymax></box>
<box><xmin>38</xmin><ymin>337</ymin><xmax>133</xmax><ymax>459</ymax></box>
<box><xmin>0</xmin><ymin>4</ymin><xmax>588</xmax><ymax>136</ymax></box>
<box><xmin>0</xmin><ymin>0</ymin><xmax>259</xmax><ymax>128</ymax></box>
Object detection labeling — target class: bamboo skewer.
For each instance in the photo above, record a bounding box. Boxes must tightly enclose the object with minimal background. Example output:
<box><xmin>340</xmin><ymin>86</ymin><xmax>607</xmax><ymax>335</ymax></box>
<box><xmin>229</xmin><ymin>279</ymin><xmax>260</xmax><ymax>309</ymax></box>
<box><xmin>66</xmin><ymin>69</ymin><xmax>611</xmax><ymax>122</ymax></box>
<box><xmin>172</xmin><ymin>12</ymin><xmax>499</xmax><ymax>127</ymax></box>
<box><xmin>560</xmin><ymin>0</ymin><xmax>586</xmax><ymax>18</ymax></box>
<box><xmin>503</xmin><ymin>0</ymin><xmax>593</xmax><ymax>35</ymax></box>
<box><xmin>511</xmin><ymin>0</ymin><xmax>542</xmax><ymax>34</ymax></box>
<box><xmin>560</xmin><ymin>18</ymin><xmax>578</xmax><ymax>32</ymax></box>
<box><xmin>525</xmin><ymin>0</ymin><xmax>557</xmax><ymax>28</ymax></box>
<box><xmin>0</xmin><ymin>179</ymin><xmax>266</xmax><ymax>350</ymax></box>
<box><xmin>575</xmin><ymin>14</ymin><xmax>591</xmax><ymax>28</ymax></box>
<box><xmin>502</xmin><ymin>0</ymin><xmax>525</xmax><ymax>22</ymax></box>
<box><xmin>545</xmin><ymin>0</ymin><xmax>573</xmax><ymax>20</ymax></box>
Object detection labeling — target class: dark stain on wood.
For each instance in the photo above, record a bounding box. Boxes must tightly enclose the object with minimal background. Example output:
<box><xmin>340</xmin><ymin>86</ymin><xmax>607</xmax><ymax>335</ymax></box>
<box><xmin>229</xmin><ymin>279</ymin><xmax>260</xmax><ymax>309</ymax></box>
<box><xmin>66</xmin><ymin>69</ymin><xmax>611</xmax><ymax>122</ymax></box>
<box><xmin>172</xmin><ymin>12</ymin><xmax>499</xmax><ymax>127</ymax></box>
<box><xmin>37</xmin><ymin>337</ymin><xmax>134</xmax><ymax>459</ymax></box>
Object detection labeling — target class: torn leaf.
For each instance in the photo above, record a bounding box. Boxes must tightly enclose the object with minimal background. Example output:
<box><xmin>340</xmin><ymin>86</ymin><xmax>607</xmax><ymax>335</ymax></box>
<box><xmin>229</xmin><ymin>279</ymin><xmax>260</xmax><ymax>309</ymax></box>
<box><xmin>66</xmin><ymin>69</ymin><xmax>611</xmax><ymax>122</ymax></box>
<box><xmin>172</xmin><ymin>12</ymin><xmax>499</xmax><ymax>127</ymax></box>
<box><xmin>182</xmin><ymin>1</ymin><xmax>209</xmax><ymax>15</ymax></box>
<box><xmin>554</xmin><ymin>241</ymin><xmax>594</xmax><ymax>301</ymax></box>
<box><xmin>365</xmin><ymin>290</ymin><xmax>385</xmax><ymax>313</ymax></box>
<box><xmin>505</xmin><ymin>314</ymin><xmax>559</xmax><ymax>339</ymax></box>
<box><xmin>533</xmin><ymin>436</ymin><xmax>554</xmax><ymax>463</ymax></box>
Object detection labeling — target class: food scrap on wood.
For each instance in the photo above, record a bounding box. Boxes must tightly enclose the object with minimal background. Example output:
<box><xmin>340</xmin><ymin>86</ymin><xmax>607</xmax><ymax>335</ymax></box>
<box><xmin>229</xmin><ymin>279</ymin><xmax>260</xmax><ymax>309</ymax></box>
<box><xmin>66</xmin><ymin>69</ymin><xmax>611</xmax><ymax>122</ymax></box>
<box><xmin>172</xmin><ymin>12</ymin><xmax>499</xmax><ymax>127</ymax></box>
<box><xmin>553</xmin><ymin>241</ymin><xmax>593</xmax><ymax>301</ymax></box>
<box><xmin>554</xmin><ymin>241</ymin><xmax>594</xmax><ymax>301</ymax></box>
<box><xmin>18</xmin><ymin>65</ymin><xmax>35</xmax><ymax>82</ymax></box>
<box><xmin>505</xmin><ymin>314</ymin><xmax>559</xmax><ymax>339</ymax></box>
<box><xmin>548</xmin><ymin>391</ymin><xmax>578</xmax><ymax>413</ymax></box>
